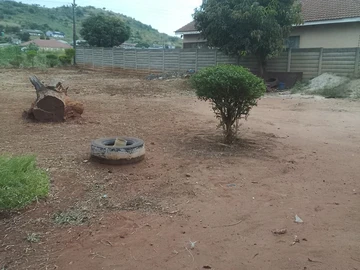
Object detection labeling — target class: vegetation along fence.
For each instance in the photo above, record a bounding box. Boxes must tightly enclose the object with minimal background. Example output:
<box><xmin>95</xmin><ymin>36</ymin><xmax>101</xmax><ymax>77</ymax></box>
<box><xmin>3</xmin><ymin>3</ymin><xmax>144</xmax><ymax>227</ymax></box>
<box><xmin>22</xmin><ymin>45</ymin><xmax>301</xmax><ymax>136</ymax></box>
<box><xmin>76</xmin><ymin>47</ymin><xmax>360</xmax><ymax>80</ymax></box>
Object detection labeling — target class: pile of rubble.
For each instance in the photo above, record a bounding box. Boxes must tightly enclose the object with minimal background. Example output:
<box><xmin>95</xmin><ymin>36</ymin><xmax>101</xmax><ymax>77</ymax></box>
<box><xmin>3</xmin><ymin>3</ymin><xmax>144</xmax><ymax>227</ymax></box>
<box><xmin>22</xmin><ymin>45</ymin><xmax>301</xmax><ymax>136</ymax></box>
<box><xmin>304</xmin><ymin>73</ymin><xmax>349</xmax><ymax>94</ymax></box>
<box><xmin>146</xmin><ymin>69</ymin><xmax>196</xmax><ymax>80</ymax></box>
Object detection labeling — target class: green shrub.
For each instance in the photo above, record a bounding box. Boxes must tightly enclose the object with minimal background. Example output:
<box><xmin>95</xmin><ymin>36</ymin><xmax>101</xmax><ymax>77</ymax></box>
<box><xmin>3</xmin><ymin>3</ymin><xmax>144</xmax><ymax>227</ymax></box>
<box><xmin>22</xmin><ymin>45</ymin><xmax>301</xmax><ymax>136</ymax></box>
<box><xmin>65</xmin><ymin>48</ymin><xmax>75</xmax><ymax>59</ymax></box>
<box><xmin>59</xmin><ymin>55</ymin><xmax>71</xmax><ymax>65</ymax></box>
<box><xmin>0</xmin><ymin>155</ymin><xmax>49</xmax><ymax>210</ymax></box>
<box><xmin>26</xmin><ymin>50</ymin><xmax>37</xmax><ymax>67</ymax></box>
<box><xmin>9</xmin><ymin>55</ymin><xmax>23</xmax><ymax>67</ymax></box>
<box><xmin>46</xmin><ymin>54</ymin><xmax>58</xmax><ymax>67</ymax></box>
<box><xmin>27</xmin><ymin>43</ymin><xmax>39</xmax><ymax>52</ymax></box>
<box><xmin>191</xmin><ymin>65</ymin><xmax>266</xmax><ymax>143</ymax></box>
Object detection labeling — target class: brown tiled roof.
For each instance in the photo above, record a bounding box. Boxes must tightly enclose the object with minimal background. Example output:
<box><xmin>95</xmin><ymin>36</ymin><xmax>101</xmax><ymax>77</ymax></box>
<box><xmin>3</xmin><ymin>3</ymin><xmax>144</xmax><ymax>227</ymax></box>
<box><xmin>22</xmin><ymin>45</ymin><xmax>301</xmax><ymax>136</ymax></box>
<box><xmin>175</xmin><ymin>21</ymin><xmax>197</xmax><ymax>33</ymax></box>
<box><xmin>175</xmin><ymin>0</ymin><xmax>360</xmax><ymax>32</ymax></box>
<box><xmin>21</xmin><ymin>39</ymin><xmax>72</xmax><ymax>49</ymax></box>
<box><xmin>301</xmin><ymin>0</ymin><xmax>360</xmax><ymax>22</ymax></box>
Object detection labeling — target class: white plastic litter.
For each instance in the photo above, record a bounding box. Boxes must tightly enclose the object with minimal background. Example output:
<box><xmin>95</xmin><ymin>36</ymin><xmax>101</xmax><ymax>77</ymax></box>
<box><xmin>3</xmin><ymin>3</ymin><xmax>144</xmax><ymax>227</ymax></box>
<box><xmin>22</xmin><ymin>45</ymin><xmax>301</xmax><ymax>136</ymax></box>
<box><xmin>295</xmin><ymin>215</ymin><xmax>304</xmax><ymax>223</ymax></box>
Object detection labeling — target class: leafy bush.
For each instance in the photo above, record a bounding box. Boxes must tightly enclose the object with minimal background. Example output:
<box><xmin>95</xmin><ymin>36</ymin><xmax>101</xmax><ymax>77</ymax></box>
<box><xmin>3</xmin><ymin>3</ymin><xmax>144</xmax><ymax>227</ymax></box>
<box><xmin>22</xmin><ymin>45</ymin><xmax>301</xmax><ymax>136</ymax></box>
<box><xmin>26</xmin><ymin>50</ymin><xmax>37</xmax><ymax>67</ymax></box>
<box><xmin>0</xmin><ymin>155</ymin><xmax>49</xmax><ymax>210</ymax></box>
<box><xmin>27</xmin><ymin>43</ymin><xmax>39</xmax><ymax>51</ymax></box>
<box><xmin>191</xmin><ymin>65</ymin><xmax>266</xmax><ymax>143</ymax></box>
<box><xmin>65</xmin><ymin>48</ymin><xmax>75</xmax><ymax>59</ymax></box>
<box><xmin>46</xmin><ymin>54</ymin><xmax>58</xmax><ymax>67</ymax></box>
<box><xmin>59</xmin><ymin>55</ymin><xmax>71</xmax><ymax>65</ymax></box>
<box><xmin>18</xmin><ymin>32</ymin><xmax>30</xmax><ymax>42</ymax></box>
<box><xmin>9</xmin><ymin>55</ymin><xmax>23</xmax><ymax>67</ymax></box>
<box><xmin>0</xmin><ymin>46</ymin><xmax>22</xmax><ymax>67</ymax></box>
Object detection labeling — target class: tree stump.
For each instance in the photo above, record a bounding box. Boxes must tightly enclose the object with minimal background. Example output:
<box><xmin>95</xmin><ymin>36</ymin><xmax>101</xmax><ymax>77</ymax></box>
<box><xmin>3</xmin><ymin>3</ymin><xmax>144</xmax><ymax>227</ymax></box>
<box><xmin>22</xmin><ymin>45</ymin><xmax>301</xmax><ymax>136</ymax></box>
<box><xmin>25</xmin><ymin>76</ymin><xmax>84</xmax><ymax>122</ymax></box>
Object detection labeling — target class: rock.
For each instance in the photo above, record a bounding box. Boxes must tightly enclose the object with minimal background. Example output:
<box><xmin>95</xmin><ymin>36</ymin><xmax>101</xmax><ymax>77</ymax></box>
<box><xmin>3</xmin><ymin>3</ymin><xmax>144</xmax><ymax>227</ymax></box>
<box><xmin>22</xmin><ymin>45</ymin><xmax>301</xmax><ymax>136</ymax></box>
<box><xmin>186</xmin><ymin>173</ymin><xmax>191</xmax><ymax>178</ymax></box>
<box><xmin>272</xmin><ymin>228</ymin><xmax>287</xmax><ymax>235</ymax></box>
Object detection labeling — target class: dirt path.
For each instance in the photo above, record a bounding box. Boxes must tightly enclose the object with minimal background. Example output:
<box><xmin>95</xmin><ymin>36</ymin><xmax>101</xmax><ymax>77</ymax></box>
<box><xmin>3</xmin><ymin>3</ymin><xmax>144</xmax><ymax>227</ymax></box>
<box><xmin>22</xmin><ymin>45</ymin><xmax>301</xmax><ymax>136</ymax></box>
<box><xmin>0</xmin><ymin>69</ymin><xmax>359</xmax><ymax>270</ymax></box>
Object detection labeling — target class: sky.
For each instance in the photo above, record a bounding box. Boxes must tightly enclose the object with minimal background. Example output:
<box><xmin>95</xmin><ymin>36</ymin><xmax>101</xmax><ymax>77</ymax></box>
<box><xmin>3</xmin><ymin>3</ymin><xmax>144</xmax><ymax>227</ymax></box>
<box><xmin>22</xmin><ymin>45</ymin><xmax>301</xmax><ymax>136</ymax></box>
<box><xmin>18</xmin><ymin>0</ymin><xmax>202</xmax><ymax>36</ymax></box>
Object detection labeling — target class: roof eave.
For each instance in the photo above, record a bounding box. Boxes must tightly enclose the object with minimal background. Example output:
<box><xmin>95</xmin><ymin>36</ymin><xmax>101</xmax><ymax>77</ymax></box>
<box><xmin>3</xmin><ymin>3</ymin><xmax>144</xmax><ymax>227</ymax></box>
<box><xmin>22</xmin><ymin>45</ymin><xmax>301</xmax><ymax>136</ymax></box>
<box><xmin>175</xmin><ymin>16</ymin><xmax>360</xmax><ymax>35</ymax></box>
<box><xmin>175</xmin><ymin>31</ymin><xmax>201</xmax><ymax>35</ymax></box>
<box><xmin>298</xmin><ymin>17</ymin><xmax>360</xmax><ymax>26</ymax></box>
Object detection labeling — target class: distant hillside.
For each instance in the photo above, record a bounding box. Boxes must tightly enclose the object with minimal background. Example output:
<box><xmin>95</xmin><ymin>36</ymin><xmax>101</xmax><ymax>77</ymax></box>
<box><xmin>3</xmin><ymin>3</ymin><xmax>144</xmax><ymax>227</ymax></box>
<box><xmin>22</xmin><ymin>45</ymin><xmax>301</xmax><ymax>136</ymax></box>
<box><xmin>0</xmin><ymin>1</ymin><xmax>181</xmax><ymax>47</ymax></box>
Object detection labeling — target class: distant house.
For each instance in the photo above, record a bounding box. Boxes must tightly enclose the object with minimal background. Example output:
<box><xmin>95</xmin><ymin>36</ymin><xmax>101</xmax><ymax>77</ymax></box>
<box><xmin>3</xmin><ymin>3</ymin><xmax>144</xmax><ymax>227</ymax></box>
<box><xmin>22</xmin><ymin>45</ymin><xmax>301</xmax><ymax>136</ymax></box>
<box><xmin>119</xmin><ymin>42</ymin><xmax>137</xmax><ymax>49</ymax></box>
<box><xmin>175</xmin><ymin>21</ymin><xmax>205</xmax><ymax>49</ymax></box>
<box><xmin>21</xmin><ymin>39</ymin><xmax>72</xmax><ymax>51</ymax></box>
<box><xmin>46</xmin><ymin>31</ymin><xmax>65</xmax><ymax>38</ymax></box>
<box><xmin>149</xmin><ymin>44</ymin><xmax>164</xmax><ymax>49</ymax></box>
<box><xmin>22</xmin><ymin>29</ymin><xmax>43</xmax><ymax>36</ymax></box>
<box><xmin>11</xmin><ymin>38</ymin><xmax>21</xmax><ymax>45</ymax></box>
<box><xmin>175</xmin><ymin>0</ymin><xmax>360</xmax><ymax>49</ymax></box>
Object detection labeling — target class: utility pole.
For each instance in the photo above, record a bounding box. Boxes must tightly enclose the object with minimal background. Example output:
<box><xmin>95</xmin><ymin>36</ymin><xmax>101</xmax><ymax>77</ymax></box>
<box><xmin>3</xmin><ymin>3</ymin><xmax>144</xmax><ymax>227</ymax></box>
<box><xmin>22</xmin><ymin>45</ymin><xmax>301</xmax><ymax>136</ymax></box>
<box><xmin>72</xmin><ymin>0</ymin><xmax>76</xmax><ymax>65</ymax></box>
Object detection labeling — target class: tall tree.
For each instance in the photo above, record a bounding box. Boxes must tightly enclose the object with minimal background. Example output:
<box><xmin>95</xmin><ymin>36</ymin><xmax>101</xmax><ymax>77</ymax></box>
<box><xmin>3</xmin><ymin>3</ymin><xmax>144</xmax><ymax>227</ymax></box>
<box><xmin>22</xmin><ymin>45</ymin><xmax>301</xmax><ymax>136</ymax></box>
<box><xmin>193</xmin><ymin>0</ymin><xmax>302</xmax><ymax>77</ymax></box>
<box><xmin>18</xmin><ymin>32</ymin><xmax>30</xmax><ymax>42</ymax></box>
<box><xmin>80</xmin><ymin>14</ymin><xmax>131</xmax><ymax>47</ymax></box>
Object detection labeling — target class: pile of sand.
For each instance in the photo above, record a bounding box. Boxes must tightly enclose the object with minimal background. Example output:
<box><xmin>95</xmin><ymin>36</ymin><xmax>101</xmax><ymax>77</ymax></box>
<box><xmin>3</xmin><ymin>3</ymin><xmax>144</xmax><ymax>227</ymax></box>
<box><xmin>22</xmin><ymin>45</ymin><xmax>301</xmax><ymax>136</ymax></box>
<box><xmin>305</xmin><ymin>73</ymin><xmax>350</xmax><ymax>94</ymax></box>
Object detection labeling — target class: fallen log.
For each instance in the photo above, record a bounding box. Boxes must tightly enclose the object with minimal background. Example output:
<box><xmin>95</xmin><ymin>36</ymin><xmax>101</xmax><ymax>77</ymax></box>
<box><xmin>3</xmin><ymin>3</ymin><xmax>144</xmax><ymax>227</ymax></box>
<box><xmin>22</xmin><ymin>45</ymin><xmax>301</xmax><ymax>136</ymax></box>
<box><xmin>25</xmin><ymin>76</ymin><xmax>84</xmax><ymax>122</ymax></box>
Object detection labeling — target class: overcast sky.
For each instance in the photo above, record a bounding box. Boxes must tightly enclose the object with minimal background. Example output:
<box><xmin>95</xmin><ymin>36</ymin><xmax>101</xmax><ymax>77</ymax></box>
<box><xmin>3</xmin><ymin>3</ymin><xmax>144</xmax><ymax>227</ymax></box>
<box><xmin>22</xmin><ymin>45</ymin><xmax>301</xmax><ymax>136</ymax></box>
<box><xmin>19</xmin><ymin>0</ymin><xmax>202</xmax><ymax>36</ymax></box>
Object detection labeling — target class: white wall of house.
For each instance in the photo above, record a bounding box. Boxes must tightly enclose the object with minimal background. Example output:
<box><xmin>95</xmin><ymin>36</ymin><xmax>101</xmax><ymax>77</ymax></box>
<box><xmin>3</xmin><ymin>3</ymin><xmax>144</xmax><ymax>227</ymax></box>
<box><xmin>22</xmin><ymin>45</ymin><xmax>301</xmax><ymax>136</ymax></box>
<box><xmin>291</xmin><ymin>22</ymin><xmax>360</xmax><ymax>48</ymax></box>
<box><xmin>183</xmin><ymin>33</ymin><xmax>205</xmax><ymax>43</ymax></box>
<box><xmin>182</xmin><ymin>33</ymin><xmax>206</xmax><ymax>48</ymax></box>
<box><xmin>181</xmin><ymin>22</ymin><xmax>360</xmax><ymax>49</ymax></box>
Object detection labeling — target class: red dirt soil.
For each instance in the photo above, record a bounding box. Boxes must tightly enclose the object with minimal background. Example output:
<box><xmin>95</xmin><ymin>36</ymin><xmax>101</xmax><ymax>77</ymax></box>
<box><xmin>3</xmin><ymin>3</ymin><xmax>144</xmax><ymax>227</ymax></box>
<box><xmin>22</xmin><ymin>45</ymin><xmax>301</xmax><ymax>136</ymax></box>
<box><xmin>0</xmin><ymin>68</ymin><xmax>360</xmax><ymax>270</ymax></box>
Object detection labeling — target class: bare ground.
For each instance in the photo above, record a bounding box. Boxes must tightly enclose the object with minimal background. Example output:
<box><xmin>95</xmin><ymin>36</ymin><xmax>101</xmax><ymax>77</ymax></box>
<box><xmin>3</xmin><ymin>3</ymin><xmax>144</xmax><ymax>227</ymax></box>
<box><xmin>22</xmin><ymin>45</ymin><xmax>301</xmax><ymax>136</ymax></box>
<box><xmin>0</xmin><ymin>68</ymin><xmax>360</xmax><ymax>270</ymax></box>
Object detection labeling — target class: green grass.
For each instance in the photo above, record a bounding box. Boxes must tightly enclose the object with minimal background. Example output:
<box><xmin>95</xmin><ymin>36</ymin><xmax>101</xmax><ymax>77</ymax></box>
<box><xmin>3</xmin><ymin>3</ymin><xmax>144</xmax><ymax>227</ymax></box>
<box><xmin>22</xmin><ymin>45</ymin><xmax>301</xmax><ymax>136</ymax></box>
<box><xmin>53</xmin><ymin>209</ymin><xmax>89</xmax><ymax>225</ymax></box>
<box><xmin>0</xmin><ymin>45</ymin><xmax>65</xmax><ymax>68</ymax></box>
<box><xmin>314</xmin><ymin>86</ymin><xmax>351</xmax><ymax>99</ymax></box>
<box><xmin>26</xmin><ymin>233</ymin><xmax>41</xmax><ymax>243</ymax></box>
<box><xmin>0</xmin><ymin>155</ymin><xmax>49</xmax><ymax>210</ymax></box>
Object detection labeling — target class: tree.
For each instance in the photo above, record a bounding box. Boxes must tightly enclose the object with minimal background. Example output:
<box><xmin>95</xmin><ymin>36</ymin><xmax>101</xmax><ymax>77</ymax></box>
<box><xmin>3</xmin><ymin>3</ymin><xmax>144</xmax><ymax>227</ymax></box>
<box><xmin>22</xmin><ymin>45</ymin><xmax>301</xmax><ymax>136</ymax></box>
<box><xmin>193</xmin><ymin>0</ymin><xmax>302</xmax><ymax>77</ymax></box>
<box><xmin>26</xmin><ymin>50</ymin><xmax>37</xmax><ymax>67</ymax></box>
<box><xmin>80</xmin><ymin>14</ymin><xmax>131</xmax><ymax>47</ymax></box>
<box><xmin>18</xmin><ymin>32</ymin><xmax>30</xmax><ymax>42</ymax></box>
<box><xmin>191</xmin><ymin>65</ymin><xmax>266</xmax><ymax>143</ymax></box>
<box><xmin>135</xmin><ymin>41</ymin><xmax>150</xmax><ymax>48</ymax></box>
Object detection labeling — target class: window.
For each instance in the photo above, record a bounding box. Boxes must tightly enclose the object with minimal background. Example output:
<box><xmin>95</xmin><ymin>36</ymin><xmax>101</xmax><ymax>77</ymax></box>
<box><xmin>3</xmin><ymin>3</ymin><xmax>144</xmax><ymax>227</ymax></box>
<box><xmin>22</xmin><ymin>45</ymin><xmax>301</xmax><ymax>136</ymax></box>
<box><xmin>285</xmin><ymin>36</ymin><xmax>300</xmax><ymax>49</ymax></box>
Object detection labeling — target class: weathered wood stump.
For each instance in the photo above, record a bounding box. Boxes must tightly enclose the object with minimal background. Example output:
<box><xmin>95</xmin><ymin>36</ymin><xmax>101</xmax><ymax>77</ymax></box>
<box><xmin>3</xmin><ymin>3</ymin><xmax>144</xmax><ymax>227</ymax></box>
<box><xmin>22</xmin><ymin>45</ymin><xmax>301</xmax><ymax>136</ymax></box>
<box><xmin>25</xmin><ymin>76</ymin><xmax>84</xmax><ymax>122</ymax></box>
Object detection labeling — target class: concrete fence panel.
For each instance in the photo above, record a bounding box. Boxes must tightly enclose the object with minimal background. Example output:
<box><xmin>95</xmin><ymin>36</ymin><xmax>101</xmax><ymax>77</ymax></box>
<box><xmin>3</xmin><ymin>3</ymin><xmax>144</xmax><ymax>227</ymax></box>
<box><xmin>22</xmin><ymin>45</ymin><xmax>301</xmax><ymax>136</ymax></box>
<box><xmin>267</xmin><ymin>51</ymin><xmax>288</xmax><ymax>72</ymax></box>
<box><xmin>290</xmin><ymin>48</ymin><xmax>321</xmax><ymax>80</ymax></box>
<box><xmin>322</xmin><ymin>48</ymin><xmax>357</xmax><ymax>76</ymax></box>
<box><xmin>76</xmin><ymin>47</ymin><xmax>360</xmax><ymax>80</ymax></box>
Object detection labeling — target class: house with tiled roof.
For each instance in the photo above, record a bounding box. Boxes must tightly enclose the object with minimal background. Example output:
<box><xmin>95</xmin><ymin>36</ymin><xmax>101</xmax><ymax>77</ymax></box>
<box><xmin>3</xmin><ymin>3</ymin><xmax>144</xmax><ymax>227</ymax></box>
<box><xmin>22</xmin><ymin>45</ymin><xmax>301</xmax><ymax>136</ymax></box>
<box><xmin>21</xmin><ymin>39</ymin><xmax>72</xmax><ymax>51</ymax></box>
<box><xmin>175</xmin><ymin>0</ymin><xmax>360</xmax><ymax>49</ymax></box>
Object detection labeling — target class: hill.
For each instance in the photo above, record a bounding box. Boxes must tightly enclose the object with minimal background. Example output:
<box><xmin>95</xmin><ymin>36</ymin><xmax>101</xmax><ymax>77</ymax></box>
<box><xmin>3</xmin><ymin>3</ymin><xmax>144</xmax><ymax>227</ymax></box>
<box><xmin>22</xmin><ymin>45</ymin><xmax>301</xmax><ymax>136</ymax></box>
<box><xmin>0</xmin><ymin>1</ymin><xmax>181</xmax><ymax>47</ymax></box>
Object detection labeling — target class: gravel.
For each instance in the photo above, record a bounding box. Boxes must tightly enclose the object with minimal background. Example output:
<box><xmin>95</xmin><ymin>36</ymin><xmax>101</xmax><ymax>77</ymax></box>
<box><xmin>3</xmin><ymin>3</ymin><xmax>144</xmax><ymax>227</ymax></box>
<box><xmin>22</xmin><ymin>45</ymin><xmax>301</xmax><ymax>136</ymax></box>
<box><xmin>304</xmin><ymin>73</ymin><xmax>350</xmax><ymax>94</ymax></box>
<box><xmin>146</xmin><ymin>69</ymin><xmax>196</xmax><ymax>80</ymax></box>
